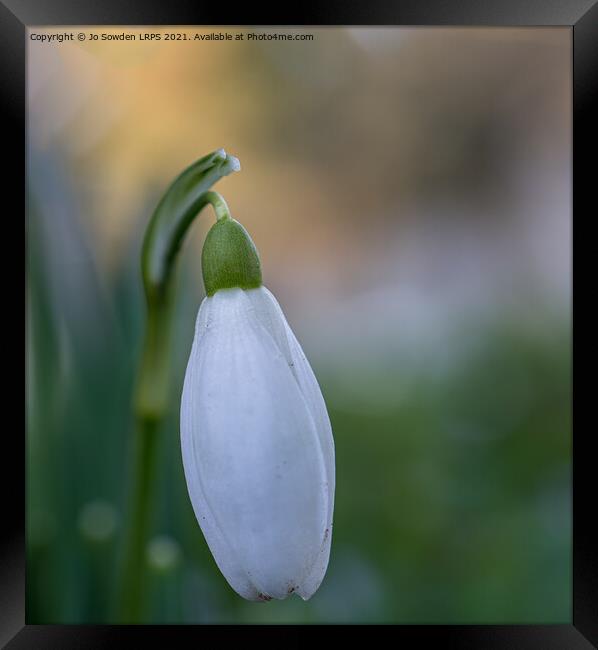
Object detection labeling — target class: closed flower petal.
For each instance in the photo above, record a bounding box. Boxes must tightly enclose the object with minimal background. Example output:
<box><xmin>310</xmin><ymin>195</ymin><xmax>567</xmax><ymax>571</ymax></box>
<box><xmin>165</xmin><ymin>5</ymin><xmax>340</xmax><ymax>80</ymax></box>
<box><xmin>180</xmin><ymin>287</ymin><xmax>335</xmax><ymax>601</ymax></box>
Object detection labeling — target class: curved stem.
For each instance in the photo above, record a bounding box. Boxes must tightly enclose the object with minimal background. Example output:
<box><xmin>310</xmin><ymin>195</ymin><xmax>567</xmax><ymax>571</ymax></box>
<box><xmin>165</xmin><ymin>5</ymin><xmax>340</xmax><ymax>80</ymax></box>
<box><xmin>203</xmin><ymin>191</ymin><xmax>232</xmax><ymax>221</ymax></box>
<box><xmin>136</xmin><ymin>151</ymin><xmax>239</xmax><ymax>420</ymax></box>
<box><xmin>141</xmin><ymin>149</ymin><xmax>239</xmax><ymax>303</ymax></box>
<box><xmin>117</xmin><ymin>150</ymin><xmax>240</xmax><ymax>622</ymax></box>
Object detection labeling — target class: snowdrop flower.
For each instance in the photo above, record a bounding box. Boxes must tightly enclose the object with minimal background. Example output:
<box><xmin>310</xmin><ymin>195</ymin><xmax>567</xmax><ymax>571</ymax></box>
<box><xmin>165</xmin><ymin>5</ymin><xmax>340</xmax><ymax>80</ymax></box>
<box><xmin>180</xmin><ymin>196</ymin><xmax>335</xmax><ymax>601</ymax></box>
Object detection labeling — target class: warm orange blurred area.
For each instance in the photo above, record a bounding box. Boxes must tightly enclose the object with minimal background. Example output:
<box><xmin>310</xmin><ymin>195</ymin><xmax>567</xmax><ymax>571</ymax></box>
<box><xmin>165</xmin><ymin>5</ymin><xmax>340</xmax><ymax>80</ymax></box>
<box><xmin>28</xmin><ymin>27</ymin><xmax>569</xmax><ymax>307</ymax></box>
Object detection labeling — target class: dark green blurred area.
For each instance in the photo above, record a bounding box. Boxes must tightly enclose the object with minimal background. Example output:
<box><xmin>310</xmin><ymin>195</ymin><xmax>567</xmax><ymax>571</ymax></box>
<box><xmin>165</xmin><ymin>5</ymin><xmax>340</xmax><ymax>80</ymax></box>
<box><xmin>26</xmin><ymin>27</ymin><xmax>571</xmax><ymax>623</ymax></box>
<box><xmin>26</xmin><ymin>191</ymin><xmax>570</xmax><ymax>623</ymax></box>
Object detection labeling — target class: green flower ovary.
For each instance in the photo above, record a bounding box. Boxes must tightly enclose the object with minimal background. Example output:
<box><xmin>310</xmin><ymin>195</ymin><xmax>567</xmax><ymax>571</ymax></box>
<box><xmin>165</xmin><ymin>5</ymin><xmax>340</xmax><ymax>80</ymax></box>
<box><xmin>201</xmin><ymin>217</ymin><xmax>262</xmax><ymax>296</ymax></box>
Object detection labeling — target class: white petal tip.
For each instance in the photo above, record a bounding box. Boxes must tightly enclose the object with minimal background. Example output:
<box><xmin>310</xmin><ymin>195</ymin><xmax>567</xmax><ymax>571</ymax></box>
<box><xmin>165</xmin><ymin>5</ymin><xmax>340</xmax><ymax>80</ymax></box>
<box><xmin>295</xmin><ymin>583</ymin><xmax>319</xmax><ymax>601</ymax></box>
<box><xmin>214</xmin><ymin>148</ymin><xmax>241</xmax><ymax>174</ymax></box>
<box><xmin>297</xmin><ymin>591</ymin><xmax>313</xmax><ymax>601</ymax></box>
<box><xmin>256</xmin><ymin>593</ymin><xmax>274</xmax><ymax>603</ymax></box>
<box><xmin>226</xmin><ymin>154</ymin><xmax>241</xmax><ymax>173</ymax></box>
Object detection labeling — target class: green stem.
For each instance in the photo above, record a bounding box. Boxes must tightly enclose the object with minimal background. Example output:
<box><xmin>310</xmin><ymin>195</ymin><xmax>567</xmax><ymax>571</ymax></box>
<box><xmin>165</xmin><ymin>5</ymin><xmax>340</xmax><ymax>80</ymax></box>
<box><xmin>119</xmin><ymin>416</ymin><xmax>159</xmax><ymax>622</ymax></box>
<box><xmin>117</xmin><ymin>150</ymin><xmax>240</xmax><ymax>622</ymax></box>
<box><xmin>203</xmin><ymin>191</ymin><xmax>232</xmax><ymax>221</ymax></box>
<box><xmin>135</xmin><ymin>288</ymin><xmax>175</xmax><ymax>421</ymax></box>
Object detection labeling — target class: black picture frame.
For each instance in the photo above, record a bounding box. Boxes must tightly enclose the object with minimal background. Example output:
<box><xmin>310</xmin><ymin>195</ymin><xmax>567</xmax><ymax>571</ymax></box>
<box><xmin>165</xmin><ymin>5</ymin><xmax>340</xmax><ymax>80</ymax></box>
<box><xmin>5</xmin><ymin>0</ymin><xmax>595</xmax><ymax>646</ymax></box>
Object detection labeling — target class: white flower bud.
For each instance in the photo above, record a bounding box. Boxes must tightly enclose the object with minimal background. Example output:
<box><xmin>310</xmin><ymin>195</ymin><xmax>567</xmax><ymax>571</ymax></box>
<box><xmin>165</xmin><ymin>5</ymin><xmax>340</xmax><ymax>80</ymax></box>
<box><xmin>180</xmin><ymin>286</ymin><xmax>335</xmax><ymax>601</ymax></box>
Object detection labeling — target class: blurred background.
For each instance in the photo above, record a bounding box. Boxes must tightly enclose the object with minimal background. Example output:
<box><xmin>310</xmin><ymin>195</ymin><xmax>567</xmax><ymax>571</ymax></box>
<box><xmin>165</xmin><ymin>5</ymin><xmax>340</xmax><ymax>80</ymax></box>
<box><xmin>26</xmin><ymin>27</ymin><xmax>571</xmax><ymax>623</ymax></box>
